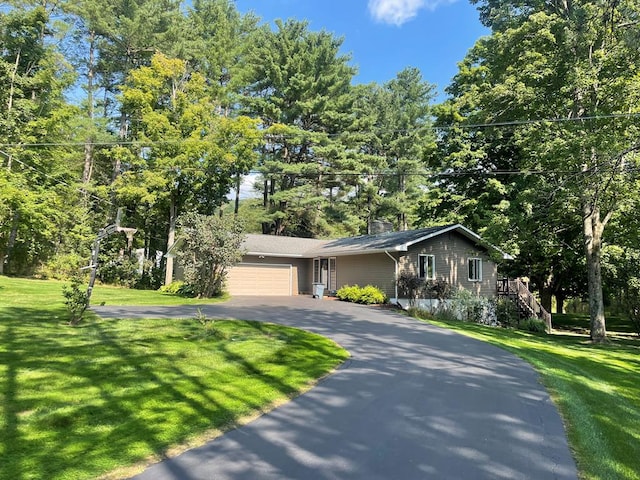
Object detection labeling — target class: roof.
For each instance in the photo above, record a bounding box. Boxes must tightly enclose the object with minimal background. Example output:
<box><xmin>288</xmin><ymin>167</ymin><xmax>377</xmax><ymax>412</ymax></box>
<box><xmin>244</xmin><ymin>224</ymin><xmax>512</xmax><ymax>260</ymax></box>
<box><xmin>243</xmin><ymin>234</ymin><xmax>327</xmax><ymax>258</ymax></box>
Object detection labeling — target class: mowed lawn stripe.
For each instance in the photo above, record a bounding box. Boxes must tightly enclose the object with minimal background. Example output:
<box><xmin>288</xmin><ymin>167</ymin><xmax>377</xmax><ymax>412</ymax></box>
<box><xmin>0</xmin><ymin>276</ymin><xmax>348</xmax><ymax>480</ymax></box>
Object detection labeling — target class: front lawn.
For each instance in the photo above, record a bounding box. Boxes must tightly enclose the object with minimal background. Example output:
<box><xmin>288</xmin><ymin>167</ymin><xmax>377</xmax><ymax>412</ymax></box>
<box><xmin>419</xmin><ymin>316</ymin><xmax>640</xmax><ymax>480</ymax></box>
<box><xmin>0</xmin><ymin>275</ymin><xmax>230</xmax><ymax>307</ymax></box>
<box><xmin>0</xmin><ymin>277</ymin><xmax>349</xmax><ymax>479</ymax></box>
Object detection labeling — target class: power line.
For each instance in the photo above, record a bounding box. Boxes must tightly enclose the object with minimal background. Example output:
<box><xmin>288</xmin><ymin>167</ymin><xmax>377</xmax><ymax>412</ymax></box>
<box><xmin>2</xmin><ymin>151</ymin><xmax>115</xmax><ymax>209</ymax></box>
<box><xmin>0</xmin><ymin>112</ymin><xmax>639</xmax><ymax>148</ymax></box>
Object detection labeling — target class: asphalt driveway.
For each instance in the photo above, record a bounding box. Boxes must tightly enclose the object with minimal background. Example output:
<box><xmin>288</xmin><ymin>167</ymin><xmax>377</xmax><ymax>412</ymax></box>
<box><xmin>94</xmin><ymin>296</ymin><xmax>577</xmax><ymax>480</ymax></box>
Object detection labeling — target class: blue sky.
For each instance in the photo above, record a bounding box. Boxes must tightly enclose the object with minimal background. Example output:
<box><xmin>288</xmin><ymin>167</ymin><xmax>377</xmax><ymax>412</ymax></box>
<box><xmin>234</xmin><ymin>0</ymin><xmax>489</xmax><ymax>100</ymax></box>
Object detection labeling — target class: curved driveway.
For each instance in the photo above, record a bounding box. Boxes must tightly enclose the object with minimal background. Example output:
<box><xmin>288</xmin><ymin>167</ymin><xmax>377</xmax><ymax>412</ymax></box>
<box><xmin>94</xmin><ymin>296</ymin><xmax>577</xmax><ymax>480</ymax></box>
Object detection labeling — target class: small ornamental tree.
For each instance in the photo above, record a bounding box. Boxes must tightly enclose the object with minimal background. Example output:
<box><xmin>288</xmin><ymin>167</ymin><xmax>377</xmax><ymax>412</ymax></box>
<box><xmin>176</xmin><ymin>213</ymin><xmax>245</xmax><ymax>298</ymax></box>
<box><xmin>397</xmin><ymin>272</ymin><xmax>425</xmax><ymax>307</ymax></box>
<box><xmin>62</xmin><ymin>276</ymin><xmax>89</xmax><ymax>325</ymax></box>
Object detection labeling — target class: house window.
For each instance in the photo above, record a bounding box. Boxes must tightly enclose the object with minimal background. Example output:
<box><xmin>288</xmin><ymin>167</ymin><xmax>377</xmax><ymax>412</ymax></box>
<box><xmin>468</xmin><ymin>258</ymin><xmax>482</xmax><ymax>282</ymax></box>
<box><xmin>418</xmin><ymin>254</ymin><xmax>435</xmax><ymax>280</ymax></box>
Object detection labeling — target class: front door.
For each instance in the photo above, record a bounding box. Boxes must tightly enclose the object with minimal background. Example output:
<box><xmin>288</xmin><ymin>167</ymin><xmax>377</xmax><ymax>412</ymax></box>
<box><xmin>314</xmin><ymin>257</ymin><xmax>336</xmax><ymax>292</ymax></box>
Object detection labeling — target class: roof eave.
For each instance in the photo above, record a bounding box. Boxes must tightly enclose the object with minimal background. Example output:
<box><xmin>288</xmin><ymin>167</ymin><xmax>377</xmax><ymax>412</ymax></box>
<box><xmin>405</xmin><ymin>224</ymin><xmax>512</xmax><ymax>260</ymax></box>
<box><xmin>307</xmin><ymin>246</ymin><xmax>407</xmax><ymax>257</ymax></box>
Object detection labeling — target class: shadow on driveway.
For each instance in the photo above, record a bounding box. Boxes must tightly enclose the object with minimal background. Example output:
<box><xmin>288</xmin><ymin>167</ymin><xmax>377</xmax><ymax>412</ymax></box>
<box><xmin>94</xmin><ymin>296</ymin><xmax>578</xmax><ymax>480</ymax></box>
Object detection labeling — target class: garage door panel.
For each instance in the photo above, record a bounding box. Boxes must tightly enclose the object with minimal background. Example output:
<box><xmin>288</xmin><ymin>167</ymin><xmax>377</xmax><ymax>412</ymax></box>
<box><xmin>227</xmin><ymin>264</ymin><xmax>292</xmax><ymax>296</ymax></box>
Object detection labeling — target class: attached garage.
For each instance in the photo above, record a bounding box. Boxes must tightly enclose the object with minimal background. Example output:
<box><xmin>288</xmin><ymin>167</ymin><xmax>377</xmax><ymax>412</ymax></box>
<box><xmin>226</xmin><ymin>263</ymin><xmax>293</xmax><ymax>296</ymax></box>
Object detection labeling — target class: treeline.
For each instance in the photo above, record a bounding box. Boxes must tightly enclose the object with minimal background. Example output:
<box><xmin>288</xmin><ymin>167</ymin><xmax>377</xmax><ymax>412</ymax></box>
<box><xmin>0</xmin><ymin>0</ymin><xmax>434</xmax><ymax>279</ymax></box>
<box><xmin>1</xmin><ymin>0</ymin><xmax>640</xmax><ymax>341</ymax></box>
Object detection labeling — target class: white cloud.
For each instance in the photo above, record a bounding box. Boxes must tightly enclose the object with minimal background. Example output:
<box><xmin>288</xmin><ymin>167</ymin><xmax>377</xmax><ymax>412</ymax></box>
<box><xmin>368</xmin><ymin>0</ymin><xmax>453</xmax><ymax>26</ymax></box>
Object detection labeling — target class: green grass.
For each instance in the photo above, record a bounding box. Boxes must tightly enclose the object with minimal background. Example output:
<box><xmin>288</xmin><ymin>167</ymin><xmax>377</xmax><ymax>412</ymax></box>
<box><xmin>417</xmin><ymin>315</ymin><xmax>640</xmax><ymax>480</ymax></box>
<box><xmin>0</xmin><ymin>276</ymin><xmax>349</xmax><ymax>479</ymax></box>
<box><xmin>553</xmin><ymin>312</ymin><xmax>638</xmax><ymax>335</ymax></box>
<box><xmin>0</xmin><ymin>276</ymin><xmax>228</xmax><ymax>307</ymax></box>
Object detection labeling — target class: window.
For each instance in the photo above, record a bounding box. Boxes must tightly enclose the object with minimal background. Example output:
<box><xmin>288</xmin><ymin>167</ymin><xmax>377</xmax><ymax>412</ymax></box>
<box><xmin>468</xmin><ymin>258</ymin><xmax>482</xmax><ymax>282</ymax></box>
<box><xmin>418</xmin><ymin>254</ymin><xmax>435</xmax><ymax>280</ymax></box>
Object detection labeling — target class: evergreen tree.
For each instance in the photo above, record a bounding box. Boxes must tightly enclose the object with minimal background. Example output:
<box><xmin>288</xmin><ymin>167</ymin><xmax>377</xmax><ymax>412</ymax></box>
<box><xmin>243</xmin><ymin>19</ymin><xmax>356</xmax><ymax>237</ymax></box>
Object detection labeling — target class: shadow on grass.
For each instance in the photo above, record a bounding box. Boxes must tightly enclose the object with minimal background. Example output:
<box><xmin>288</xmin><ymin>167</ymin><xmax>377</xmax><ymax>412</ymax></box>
<box><xmin>0</xmin><ymin>307</ymin><xmax>320</xmax><ymax>480</ymax></box>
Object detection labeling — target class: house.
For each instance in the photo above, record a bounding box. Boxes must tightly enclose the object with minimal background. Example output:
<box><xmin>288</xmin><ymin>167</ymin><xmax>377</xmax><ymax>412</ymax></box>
<box><xmin>226</xmin><ymin>224</ymin><xmax>511</xmax><ymax>301</ymax></box>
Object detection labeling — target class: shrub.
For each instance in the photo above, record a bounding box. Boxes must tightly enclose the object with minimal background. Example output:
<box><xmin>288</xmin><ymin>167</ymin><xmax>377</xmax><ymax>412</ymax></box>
<box><xmin>397</xmin><ymin>273</ymin><xmax>425</xmax><ymax>305</ymax></box>
<box><xmin>336</xmin><ymin>284</ymin><xmax>386</xmax><ymax>305</ymax></box>
<box><xmin>519</xmin><ymin>318</ymin><xmax>547</xmax><ymax>333</ymax></box>
<box><xmin>359</xmin><ymin>285</ymin><xmax>386</xmax><ymax>305</ymax></box>
<box><xmin>407</xmin><ymin>307</ymin><xmax>433</xmax><ymax>320</ymax></box>
<box><xmin>98</xmin><ymin>257</ymin><xmax>141</xmax><ymax>288</ymax></box>
<box><xmin>37</xmin><ymin>253</ymin><xmax>85</xmax><ymax>280</ymax></box>
<box><xmin>495</xmin><ymin>297</ymin><xmax>520</xmax><ymax>328</ymax></box>
<box><xmin>424</xmin><ymin>279</ymin><xmax>453</xmax><ymax>301</ymax></box>
<box><xmin>159</xmin><ymin>281</ymin><xmax>196</xmax><ymax>297</ymax></box>
<box><xmin>177</xmin><ymin>213</ymin><xmax>245</xmax><ymax>298</ymax></box>
<box><xmin>448</xmin><ymin>289</ymin><xmax>497</xmax><ymax>325</ymax></box>
<box><xmin>62</xmin><ymin>276</ymin><xmax>89</xmax><ymax>325</ymax></box>
<box><xmin>134</xmin><ymin>260</ymin><xmax>164</xmax><ymax>290</ymax></box>
<box><xmin>336</xmin><ymin>284</ymin><xmax>360</xmax><ymax>302</ymax></box>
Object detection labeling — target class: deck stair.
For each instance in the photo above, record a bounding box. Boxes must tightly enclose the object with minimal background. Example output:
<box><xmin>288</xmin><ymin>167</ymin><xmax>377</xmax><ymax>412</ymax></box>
<box><xmin>497</xmin><ymin>278</ymin><xmax>552</xmax><ymax>331</ymax></box>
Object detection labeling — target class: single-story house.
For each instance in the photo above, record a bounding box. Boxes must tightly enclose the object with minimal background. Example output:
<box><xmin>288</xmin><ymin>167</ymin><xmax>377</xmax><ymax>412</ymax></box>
<box><xmin>226</xmin><ymin>224</ymin><xmax>511</xmax><ymax>301</ymax></box>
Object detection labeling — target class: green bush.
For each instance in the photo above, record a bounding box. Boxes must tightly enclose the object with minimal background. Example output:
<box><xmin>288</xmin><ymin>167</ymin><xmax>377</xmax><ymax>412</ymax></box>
<box><xmin>336</xmin><ymin>284</ymin><xmax>361</xmax><ymax>302</ymax></box>
<box><xmin>446</xmin><ymin>290</ymin><xmax>497</xmax><ymax>325</ymax></box>
<box><xmin>519</xmin><ymin>318</ymin><xmax>548</xmax><ymax>333</ymax></box>
<box><xmin>407</xmin><ymin>307</ymin><xmax>433</xmax><ymax>320</ymax></box>
<box><xmin>336</xmin><ymin>284</ymin><xmax>386</xmax><ymax>305</ymax></box>
<box><xmin>359</xmin><ymin>285</ymin><xmax>386</xmax><ymax>305</ymax></box>
<box><xmin>495</xmin><ymin>297</ymin><xmax>519</xmax><ymax>328</ymax></box>
<box><xmin>37</xmin><ymin>253</ymin><xmax>85</xmax><ymax>280</ymax></box>
<box><xmin>62</xmin><ymin>276</ymin><xmax>89</xmax><ymax>325</ymax></box>
<box><xmin>159</xmin><ymin>281</ymin><xmax>196</xmax><ymax>297</ymax></box>
<box><xmin>97</xmin><ymin>257</ymin><xmax>141</xmax><ymax>288</ymax></box>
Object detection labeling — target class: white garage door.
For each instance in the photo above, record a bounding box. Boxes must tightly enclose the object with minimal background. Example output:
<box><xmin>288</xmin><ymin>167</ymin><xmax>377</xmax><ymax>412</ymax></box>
<box><xmin>227</xmin><ymin>263</ymin><xmax>292</xmax><ymax>296</ymax></box>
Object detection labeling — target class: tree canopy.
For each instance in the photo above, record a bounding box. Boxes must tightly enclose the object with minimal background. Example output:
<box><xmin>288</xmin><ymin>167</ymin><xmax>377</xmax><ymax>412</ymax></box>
<box><xmin>2</xmin><ymin>0</ymin><xmax>640</xmax><ymax>341</ymax></box>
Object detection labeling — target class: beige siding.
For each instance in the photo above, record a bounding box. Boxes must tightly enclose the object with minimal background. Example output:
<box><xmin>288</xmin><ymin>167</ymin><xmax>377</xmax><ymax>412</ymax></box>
<box><xmin>334</xmin><ymin>253</ymin><xmax>397</xmax><ymax>298</ymax></box>
<box><xmin>240</xmin><ymin>255</ymin><xmax>311</xmax><ymax>295</ymax></box>
<box><xmin>399</xmin><ymin>232</ymin><xmax>498</xmax><ymax>298</ymax></box>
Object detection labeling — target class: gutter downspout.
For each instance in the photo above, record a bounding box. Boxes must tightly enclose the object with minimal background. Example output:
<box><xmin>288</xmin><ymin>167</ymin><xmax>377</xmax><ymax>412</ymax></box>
<box><xmin>384</xmin><ymin>250</ymin><xmax>399</xmax><ymax>304</ymax></box>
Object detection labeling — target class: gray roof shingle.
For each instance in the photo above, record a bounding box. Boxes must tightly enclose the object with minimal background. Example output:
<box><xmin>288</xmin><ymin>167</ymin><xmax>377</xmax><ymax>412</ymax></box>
<box><xmin>308</xmin><ymin>225</ymin><xmax>455</xmax><ymax>256</ymax></box>
<box><xmin>243</xmin><ymin>224</ymin><xmax>514</xmax><ymax>259</ymax></box>
<box><xmin>243</xmin><ymin>234</ymin><xmax>327</xmax><ymax>257</ymax></box>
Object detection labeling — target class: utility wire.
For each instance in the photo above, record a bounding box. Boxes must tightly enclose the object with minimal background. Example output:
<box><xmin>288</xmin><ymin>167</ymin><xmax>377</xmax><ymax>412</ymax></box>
<box><xmin>3</xmin><ymin>153</ymin><xmax>115</xmax><ymax>209</ymax></box>
<box><xmin>0</xmin><ymin>112</ymin><xmax>639</xmax><ymax>148</ymax></box>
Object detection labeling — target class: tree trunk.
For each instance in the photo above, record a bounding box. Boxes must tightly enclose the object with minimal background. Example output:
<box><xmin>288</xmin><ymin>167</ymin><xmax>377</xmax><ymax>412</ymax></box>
<box><xmin>82</xmin><ymin>31</ymin><xmax>96</xmax><ymax>185</ymax></box>
<box><xmin>583</xmin><ymin>202</ymin><xmax>607</xmax><ymax>342</ymax></box>
<box><xmin>540</xmin><ymin>289</ymin><xmax>553</xmax><ymax>314</ymax></box>
<box><xmin>4</xmin><ymin>212</ymin><xmax>20</xmax><ymax>274</ymax></box>
<box><xmin>263</xmin><ymin>179</ymin><xmax>268</xmax><ymax>207</ymax></box>
<box><xmin>367</xmin><ymin>193</ymin><xmax>373</xmax><ymax>235</ymax></box>
<box><xmin>7</xmin><ymin>49</ymin><xmax>20</xmax><ymax>114</ymax></box>
<box><xmin>234</xmin><ymin>174</ymin><xmax>241</xmax><ymax>215</ymax></box>
<box><xmin>556</xmin><ymin>292</ymin><xmax>566</xmax><ymax>314</ymax></box>
<box><xmin>164</xmin><ymin>199</ymin><xmax>177</xmax><ymax>286</ymax></box>
<box><xmin>113</xmin><ymin>111</ymin><xmax>128</xmax><ymax>181</ymax></box>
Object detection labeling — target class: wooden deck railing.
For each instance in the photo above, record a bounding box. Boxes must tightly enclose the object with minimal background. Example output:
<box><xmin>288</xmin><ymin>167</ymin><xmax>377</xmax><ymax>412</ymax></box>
<box><xmin>497</xmin><ymin>278</ymin><xmax>552</xmax><ymax>331</ymax></box>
